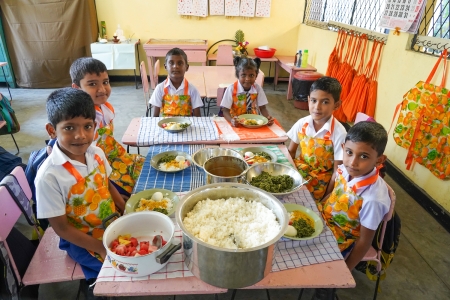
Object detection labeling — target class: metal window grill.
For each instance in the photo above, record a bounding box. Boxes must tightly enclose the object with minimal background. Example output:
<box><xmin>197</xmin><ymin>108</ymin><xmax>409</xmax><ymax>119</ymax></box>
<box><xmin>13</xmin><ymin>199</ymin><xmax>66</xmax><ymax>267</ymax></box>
<box><xmin>411</xmin><ymin>0</ymin><xmax>450</xmax><ymax>56</ymax></box>
<box><xmin>303</xmin><ymin>0</ymin><xmax>387</xmax><ymax>33</ymax></box>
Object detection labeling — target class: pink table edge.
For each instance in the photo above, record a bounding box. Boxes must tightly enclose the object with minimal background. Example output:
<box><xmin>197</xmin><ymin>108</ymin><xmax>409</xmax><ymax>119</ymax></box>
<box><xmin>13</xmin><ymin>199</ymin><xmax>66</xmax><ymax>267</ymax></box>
<box><xmin>121</xmin><ymin>117</ymin><xmax>288</xmax><ymax>146</ymax></box>
<box><xmin>275</xmin><ymin>56</ymin><xmax>317</xmax><ymax>100</ymax></box>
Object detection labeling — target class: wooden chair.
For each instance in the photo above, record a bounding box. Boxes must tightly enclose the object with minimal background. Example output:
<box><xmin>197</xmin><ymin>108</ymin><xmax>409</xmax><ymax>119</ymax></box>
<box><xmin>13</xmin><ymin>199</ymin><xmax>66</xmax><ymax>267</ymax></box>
<box><xmin>0</xmin><ymin>167</ymin><xmax>84</xmax><ymax>298</ymax></box>
<box><xmin>216</xmin><ymin>45</ymin><xmax>234</xmax><ymax>66</ymax></box>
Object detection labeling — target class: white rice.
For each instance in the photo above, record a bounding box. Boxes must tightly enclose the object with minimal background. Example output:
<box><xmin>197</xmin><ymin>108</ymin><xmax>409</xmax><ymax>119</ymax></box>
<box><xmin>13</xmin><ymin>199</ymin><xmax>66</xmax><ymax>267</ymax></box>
<box><xmin>183</xmin><ymin>197</ymin><xmax>280</xmax><ymax>249</ymax></box>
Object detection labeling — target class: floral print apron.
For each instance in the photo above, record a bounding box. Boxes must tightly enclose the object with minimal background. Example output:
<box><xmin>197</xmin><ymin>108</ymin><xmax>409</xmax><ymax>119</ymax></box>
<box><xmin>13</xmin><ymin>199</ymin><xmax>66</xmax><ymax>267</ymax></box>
<box><xmin>162</xmin><ymin>78</ymin><xmax>192</xmax><ymax>117</ymax></box>
<box><xmin>95</xmin><ymin>104</ymin><xmax>145</xmax><ymax>194</ymax></box>
<box><xmin>320</xmin><ymin>168</ymin><xmax>379</xmax><ymax>251</ymax></box>
<box><xmin>294</xmin><ymin>118</ymin><xmax>335</xmax><ymax>201</ymax></box>
<box><xmin>229</xmin><ymin>81</ymin><xmax>259</xmax><ymax>118</ymax></box>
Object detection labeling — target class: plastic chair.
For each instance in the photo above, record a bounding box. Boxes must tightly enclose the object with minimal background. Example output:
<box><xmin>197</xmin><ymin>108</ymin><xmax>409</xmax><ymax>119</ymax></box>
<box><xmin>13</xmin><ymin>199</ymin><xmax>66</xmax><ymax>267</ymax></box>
<box><xmin>216</xmin><ymin>45</ymin><xmax>234</xmax><ymax>66</ymax></box>
<box><xmin>140</xmin><ymin>61</ymin><xmax>151</xmax><ymax>117</ymax></box>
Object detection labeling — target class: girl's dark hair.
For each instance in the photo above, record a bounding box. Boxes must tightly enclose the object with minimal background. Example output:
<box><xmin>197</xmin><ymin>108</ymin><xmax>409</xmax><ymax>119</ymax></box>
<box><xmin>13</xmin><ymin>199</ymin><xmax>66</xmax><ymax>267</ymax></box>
<box><xmin>70</xmin><ymin>57</ymin><xmax>108</xmax><ymax>86</ymax></box>
<box><xmin>310</xmin><ymin>76</ymin><xmax>342</xmax><ymax>103</ymax></box>
<box><xmin>345</xmin><ymin>121</ymin><xmax>388</xmax><ymax>156</ymax></box>
<box><xmin>233</xmin><ymin>56</ymin><xmax>261</xmax><ymax>78</ymax></box>
<box><xmin>165</xmin><ymin>47</ymin><xmax>188</xmax><ymax>64</ymax></box>
<box><xmin>46</xmin><ymin>88</ymin><xmax>96</xmax><ymax>127</ymax></box>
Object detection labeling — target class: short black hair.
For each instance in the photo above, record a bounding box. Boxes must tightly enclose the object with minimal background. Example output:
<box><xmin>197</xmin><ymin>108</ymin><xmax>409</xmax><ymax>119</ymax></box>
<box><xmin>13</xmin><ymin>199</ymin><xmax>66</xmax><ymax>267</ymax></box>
<box><xmin>46</xmin><ymin>88</ymin><xmax>96</xmax><ymax>127</ymax></box>
<box><xmin>345</xmin><ymin>121</ymin><xmax>388</xmax><ymax>156</ymax></box>
<box><xmin>165</xmin><ymin>48</ymin><xmax>188</xmax><ymax>64</ymax></box>
<box><xmin>310</xmin><ymin>76</ymin><xmax>342</xmax><ymax>103</ymax></box>
<box><xmin>70</xmin><ymin>57</ymin><xmax>108</xmax><ymax>86</ymax></box>
<box><xmin>234</xmin><ymin>56</ymin><xmax>261</xmax><ymax>78</ymax></box>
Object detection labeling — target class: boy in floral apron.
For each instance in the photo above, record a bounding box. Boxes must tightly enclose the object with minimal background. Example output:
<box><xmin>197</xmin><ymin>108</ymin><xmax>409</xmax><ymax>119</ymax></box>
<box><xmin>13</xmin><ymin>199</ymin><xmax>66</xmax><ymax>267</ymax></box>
<box><xmin>70</xmin><ymin>57</ymin><xmax>145</xmax><ymax>197</ymax></box>
<box><xmin>287</xmin><ymin>77</ymin><xmax>347</xmax><ymax>201</ymax></box>
<box><xmin>221</xmin><ymin>56</ymin><xmax>274</xmax><ymax>127</ymax></box>
<box><xmin>149</xmin><ymin>48</ymin><xmax>203</xmax><ymax>117</ymax></box>
<box><xmin>311</xmin><ymin>121</ymin><xmax>391</xmax><ymax>300</ymax></box>
<box><xmin>35</xmin><ymin>88</ymin><xmax>125</xmax><ymax>298</ymax></box>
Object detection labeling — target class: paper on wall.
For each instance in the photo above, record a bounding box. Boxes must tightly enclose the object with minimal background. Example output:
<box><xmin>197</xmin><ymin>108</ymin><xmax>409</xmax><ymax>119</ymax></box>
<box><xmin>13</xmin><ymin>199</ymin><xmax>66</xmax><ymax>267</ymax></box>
<box><xmin>178</xmin><ymin>0</ymin><xmax>194</xmax><ymax>15</ymax></box>
<box><xmin>378</xmin><ymin>0</ymin><xmax>426</xmax><ymax>33</ymax></box>
<box><xmin>240</xmin><ymin>0</ymin><xmax>255</xmax><ymax>17</ymax></box>
<box><xmin>193</xmin><ymin>0</ymin><xmax>208</xmax><ymax>17</ymax></box>
<box><xmin>225</xmin><ymin>0</ymin><xmax>240</xmax><ymax>16</ymax></box>
<box><xmin>255</xmin><ymin>0</ymin><xmax>271</xmax><ymax>17</ymax></box>
<box><xmin>210</xmin><ymin>0</ymin><xmax>225</xmax><ymax>15</ymax></box>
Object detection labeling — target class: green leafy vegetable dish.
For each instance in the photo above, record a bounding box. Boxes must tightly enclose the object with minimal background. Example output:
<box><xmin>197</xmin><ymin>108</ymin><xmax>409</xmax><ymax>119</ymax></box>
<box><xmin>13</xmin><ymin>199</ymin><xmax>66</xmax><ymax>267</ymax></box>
<box><xmin>250</xmin><ymin>171</ymin><xmax>294</xmax><ymax>193</ymax></box>
<box><xmin>158</xmin><ymin>154</ymin><xmax>176</xmax><ymax>164</ymax></box>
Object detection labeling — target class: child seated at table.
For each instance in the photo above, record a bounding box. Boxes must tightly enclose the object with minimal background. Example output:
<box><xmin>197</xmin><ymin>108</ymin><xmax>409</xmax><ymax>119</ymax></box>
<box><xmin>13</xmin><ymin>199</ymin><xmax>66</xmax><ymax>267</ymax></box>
<box><xmin>221</xmin><ymin>56</ymin><xmax>274</xmax><ymax>127</ymax></box>
<box><xmin>70</xmin><ymin>57</ymin><xmax>145</xmax><ymax>197</ymax></box>
<box><xmin>35</xmin><ymin>88</ymin><xmax>125</xmax><ymax>299</ymax></box>
<box><xmin>287</xmin><ymin>77</ymin><xmax>347</xmax><ymax>202</ymax></box>
<box><xmin>149</xmin><ymin>47</ymin><xmax>203</xmax><ymax>117</ymax></box>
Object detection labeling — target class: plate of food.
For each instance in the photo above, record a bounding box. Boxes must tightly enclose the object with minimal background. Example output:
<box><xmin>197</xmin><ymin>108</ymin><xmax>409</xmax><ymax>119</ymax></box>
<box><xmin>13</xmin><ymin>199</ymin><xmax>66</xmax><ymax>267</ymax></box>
<box><xmin>236</xmin><ymin>114</ymin><xmax>268</xmax><ymax>128</ymax></box>
<box><xmin>158</xmin><ymin>117</ymin><xmax>192</xmax><ymax>133</ymax></box>
<box><xmin>125</xmin><ymin>188</ymin><xmax>180</xmax><ymax>216</ymax></box>
<box><xmin>239</xmin><ymin>147</ymin><xmax>277</xmax><ymax>165</ymax></box>
<box><xmin>283</xmin><ymin>203</ymin><xmax>323</xmax><ymax>240</ymax></box>
<box><xmin>150</xmin><ymin>151</ymin><xmax>192</xmax><ymax>173</ymax></box>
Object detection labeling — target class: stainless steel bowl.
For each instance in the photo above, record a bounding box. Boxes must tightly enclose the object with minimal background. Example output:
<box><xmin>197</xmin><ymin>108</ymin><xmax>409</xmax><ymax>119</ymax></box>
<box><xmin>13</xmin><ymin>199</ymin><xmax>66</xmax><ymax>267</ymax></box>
<box><xmin>203</xmin><ymin>156</ymin><xmax>248</xmax><ymax>184</ymax></box>
<box><xmin>176</xmin><ymin>183</ymin><xmax>288</xmax><ymax>289</ymax></box>
<box><xmin>244</xmin><ymin>162</ymin><xmax>305</xmax><ymax>196</ymax></box>
<box><xmin>150</xmin><ymin>151</ymin><xmax>192</xmax><ymax>173</ymax></box>
<box><xmin>192</xmin><ymin>147</ymin><xmax>243</xmax><ymax>169</ymax></box>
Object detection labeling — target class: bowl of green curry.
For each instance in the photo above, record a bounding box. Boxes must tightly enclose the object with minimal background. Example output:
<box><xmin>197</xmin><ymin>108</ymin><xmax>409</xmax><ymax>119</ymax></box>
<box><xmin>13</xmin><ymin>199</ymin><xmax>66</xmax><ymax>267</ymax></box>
<box><xmin>244</xmin><ymin>163</ymin><xmax>305</xmax><ymax>197</ymax></box>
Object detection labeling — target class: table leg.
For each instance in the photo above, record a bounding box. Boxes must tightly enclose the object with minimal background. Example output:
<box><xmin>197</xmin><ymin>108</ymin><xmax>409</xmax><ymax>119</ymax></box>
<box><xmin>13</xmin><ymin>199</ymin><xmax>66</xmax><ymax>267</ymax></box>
<box><xmin>274</xmin><ymin>62</ymin><xmax>279</xmax><ymax>90</ymax></box>
<box><xmin>1</xmin><ymin>66</ymin><xmax>12</xmax><ymax>100</ymax></box>
<box><xmin>287</xmin><ymin>70</ymin><xmax>293</xmax><ymax>100</ymax></box>
<box><xmin>268</xmin><ymin>62</ymin><xmax>272</xmax><ymax>78</ymax></box>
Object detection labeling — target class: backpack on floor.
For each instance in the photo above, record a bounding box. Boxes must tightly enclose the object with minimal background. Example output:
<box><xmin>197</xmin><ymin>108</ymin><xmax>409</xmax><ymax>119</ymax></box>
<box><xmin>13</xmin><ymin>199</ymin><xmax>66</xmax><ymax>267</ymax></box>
<box><xmin>0</xmin><ymin>93</ymin><xmax>19</xmax><ymax>135</ymax></box>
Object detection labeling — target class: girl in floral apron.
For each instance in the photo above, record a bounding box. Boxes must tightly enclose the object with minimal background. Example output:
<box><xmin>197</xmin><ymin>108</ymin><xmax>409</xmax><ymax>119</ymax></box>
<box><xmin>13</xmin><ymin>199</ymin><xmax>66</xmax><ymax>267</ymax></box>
<box><xmin>149</xmin><ymin>48</ymin><xmax>203</xmax><ymax>117</ymax></box>
<box><xmin>220</xmin><ymin>57</ymin><xmax>274</xmax><ymax>126</ymax></box>
<box><xmin>287</xmin><ymin>77</ymin><xmax>347</xmax><ymax>202</ymax></box>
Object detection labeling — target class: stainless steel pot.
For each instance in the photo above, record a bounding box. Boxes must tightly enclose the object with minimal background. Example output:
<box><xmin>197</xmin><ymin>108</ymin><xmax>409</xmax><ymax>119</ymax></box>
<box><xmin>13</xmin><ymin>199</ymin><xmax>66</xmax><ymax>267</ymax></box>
<box><xmin>175</xmin><ymin>183</ymin><xmax>288</xmax><ymax>288</ymax></box>
<box><xmin>203</xmin><ymin>156</ymin><xmax>248</xmax><ymax>184</ymax></box>
<box><xmin>192</xmin><ymin>147</ymin><xmax>243</xmax><ymax>170</ymax></box>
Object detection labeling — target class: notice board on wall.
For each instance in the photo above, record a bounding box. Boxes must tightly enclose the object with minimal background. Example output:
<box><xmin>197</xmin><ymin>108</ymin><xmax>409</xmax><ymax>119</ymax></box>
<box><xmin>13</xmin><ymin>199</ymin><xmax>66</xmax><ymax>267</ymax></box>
<box><xmin>178</xmin><ymin>0</ymin><xmax>272</xmax><ymax>18</ymax></box>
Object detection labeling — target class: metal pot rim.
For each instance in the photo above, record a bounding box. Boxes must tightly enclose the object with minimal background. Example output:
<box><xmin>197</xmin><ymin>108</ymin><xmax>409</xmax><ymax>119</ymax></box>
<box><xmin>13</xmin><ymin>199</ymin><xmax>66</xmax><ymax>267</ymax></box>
<box><xmin>203</xmin><ymin>156</ymin><xmax>249</xmax><ymax>178</ymax></box>
<box><xmin>176</xmin><ymin>183</ymin><xmax>288</xmax><ymax>252</ymax></box>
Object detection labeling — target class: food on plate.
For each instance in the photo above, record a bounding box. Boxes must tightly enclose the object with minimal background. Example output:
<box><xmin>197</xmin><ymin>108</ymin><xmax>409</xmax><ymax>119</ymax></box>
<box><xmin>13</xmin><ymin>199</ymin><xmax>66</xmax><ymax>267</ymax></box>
<box><xmin>183</xmin><ymin>197</ymin><xmax>280</xmax><ymax>249</ymax></box>
<box><xmin>135</xmin><ymin>192</ymin><xmax>173</xmax><ymax>215</ymax></box>
<box><xmin>109</xmin><ymin>234</ymin><xmax>166</xmax><ymax>257</ymax></box>
<box><xmin>158</xmin><ymin>154</ymin><xmax>190</xmax><ymax>171</ymax></box>
<box><xmin>287</xmin><ymin>210</ymin><xmax>315</xmax><ymax>238</ymax></box>
<box><xmin>250</xmin><ymin>171</ymin><xmax>294</xmax><ymax>193</ymax></box>
<box><xmin>240</xmin><ymin>118</ymin><xmax>264</xmax><ymax>126</ymax></box>
<box><xmin>161</xmin><ymin>122</ymin><xmax>190</xmax><ymax>131</ymax></box>
<box><xmin>244</xmin><ymin>151</ymin><xmax>272</xmax><ymax>164</ymax></box>
<box><xmin>284</xmin><ymin>225</ymin><xmax>297</xmax><ymax>237</ymax></box>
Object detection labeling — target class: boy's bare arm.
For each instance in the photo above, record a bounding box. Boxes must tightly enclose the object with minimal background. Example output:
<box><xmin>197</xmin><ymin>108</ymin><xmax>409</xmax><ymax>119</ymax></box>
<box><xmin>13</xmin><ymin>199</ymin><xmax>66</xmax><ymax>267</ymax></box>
<box><xmin>287</xmin><ymin>141</ymin><xmax>299</xmax><ymax>159</ymax></box>
<box><xmin>345</xmin><ymin>226</ymin><xmax>376</xmax><ymax>270</ymax></box>
<box><xmin>259</xmin><ymin>105</ymin><xmax>274</xmax><ymax>125</ymax></box>
<box><xmin>152</xmin><ymin>107</ymin><xmax>161</xmax><ymax>117</ymax></box>
<box><xmin>192</xmin><ymin>107</ymin><xmax>201</xmax><ymax>117</ymax></box>
<box><xmin>49</xmin><ymin>215</ymin><xmax>106</xmax><ymax>259</ymax></box>
<box><xmin>109</xmin><ymin>180</ymin><xmax>125</xmax><ymax>214</ymax></box>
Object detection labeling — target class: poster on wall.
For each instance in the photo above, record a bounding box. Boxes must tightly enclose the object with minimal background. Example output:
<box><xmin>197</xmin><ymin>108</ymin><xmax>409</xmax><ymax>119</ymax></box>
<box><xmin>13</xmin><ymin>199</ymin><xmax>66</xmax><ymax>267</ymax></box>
<box><xmin>240</xmin><ymin>0</ymin><xmax>255</xmax><ymax>17</ymax></box>
<box><xmin>193</xmin><ymin>0</ymin><xmax>208</xmax><ymax>17</ymax></box>
<box><xmin>255</xmin><ymin>0</ymin><xmax>271</xmax><ymax>17</ymax></box>
<box><xmin>178</xmin><ymin>0</ymin><xmax>194</xmax><ymax>16</ymax></box>
<box><xmin>210</xmin><ymin>0</ymin><xmax>225</xmax><ymax>15</ymax></box>
<box><xmin>378</xmin><ymin>0</ymin><xmax>427</xmax><ymax>33</ymax></box>
<box><xmin>225</xmin><ymin>0</ymin><xmax>240</xmax><ymax>16</ymax></box>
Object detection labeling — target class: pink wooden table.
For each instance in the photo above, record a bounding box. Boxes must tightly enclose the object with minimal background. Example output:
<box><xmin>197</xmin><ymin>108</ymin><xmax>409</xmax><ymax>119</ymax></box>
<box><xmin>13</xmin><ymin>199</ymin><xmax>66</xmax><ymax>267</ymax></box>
<box><xmin>121</xmin><ymin>117</ymin><xmax>287</xmax><ymax>146</ymax></box>
<box><xmin>275</xmin><ymin>56</ymin><xmax>317</xmax><ymax>100</ymax></box>
<box><xmin>207</xmin><ymin>54</ymin><xmax>278</xmax><ymax>77</ymax></box>
<box><xmin>185</xmin><ymin>70</ymin><xmax>206</xmax><ymax>98</ymax></box>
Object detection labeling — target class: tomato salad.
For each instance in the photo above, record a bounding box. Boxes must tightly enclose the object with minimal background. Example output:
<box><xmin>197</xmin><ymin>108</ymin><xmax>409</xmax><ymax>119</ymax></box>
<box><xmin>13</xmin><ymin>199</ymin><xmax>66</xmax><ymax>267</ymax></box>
<box><xmin>109</xmin><ymin>234</ymin><xmax>167</xmax><ymax>257</ymax></box>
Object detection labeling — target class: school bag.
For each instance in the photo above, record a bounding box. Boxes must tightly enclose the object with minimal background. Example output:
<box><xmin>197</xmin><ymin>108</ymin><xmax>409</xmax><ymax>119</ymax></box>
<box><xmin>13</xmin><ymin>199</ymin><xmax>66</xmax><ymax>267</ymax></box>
<box><xmin>0</xmin><ymin>93</ymin><xmax>19</xmax><ymax>135</ymax></box>
<box><xmin>0</xmin><ymin>146</ymin><xmax>24</xmax><ymax>181</ymax></box>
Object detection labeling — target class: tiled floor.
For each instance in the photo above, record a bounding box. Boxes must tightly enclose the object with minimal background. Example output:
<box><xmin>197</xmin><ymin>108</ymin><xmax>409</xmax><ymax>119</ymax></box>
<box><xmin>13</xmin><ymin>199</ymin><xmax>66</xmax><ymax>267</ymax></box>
<box><xmin>1</xmin><ymin>81</ymin><xmax>449</xmax><ymax>300</ymax></box>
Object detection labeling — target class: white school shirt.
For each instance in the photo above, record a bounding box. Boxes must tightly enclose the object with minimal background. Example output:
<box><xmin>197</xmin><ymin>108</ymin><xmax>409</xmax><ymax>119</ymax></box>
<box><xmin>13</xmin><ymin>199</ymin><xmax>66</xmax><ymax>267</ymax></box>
<box><xmin>337</xmin><ymin>165</ymin><xmax>391</xmax><ymax>230</ymax></box>
<box><xmin>35</xmin><ymin>143</ymin><xmax>111</xmax><ymax>219</ymax></box>
<box><xmin>149</xmin><ymin>78</ymin><xmax>203</xmax><ymax>109</ymax></box>
<box><xmin>287</xmin><ymin>115</ymin><xmax>347</xmax><ymax>160</ymax></box>
<box><xmin>220</xmin><ymin>81</ymin><xmax>268</xmax><ymax>109</ymax></box>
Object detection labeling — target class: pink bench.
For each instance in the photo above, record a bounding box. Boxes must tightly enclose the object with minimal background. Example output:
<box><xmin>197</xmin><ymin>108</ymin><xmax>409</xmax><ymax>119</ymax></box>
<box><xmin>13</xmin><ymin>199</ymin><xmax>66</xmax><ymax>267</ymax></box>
<box><xmin>0</xmin><ymin>167</ymin><xmax>84</xmax><ymax>295</ymax></box>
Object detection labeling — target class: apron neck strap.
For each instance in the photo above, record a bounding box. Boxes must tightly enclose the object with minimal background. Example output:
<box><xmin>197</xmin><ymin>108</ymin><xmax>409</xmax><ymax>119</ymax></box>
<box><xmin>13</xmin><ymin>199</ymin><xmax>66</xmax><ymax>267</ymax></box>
<box><xmin>62</xmin><ymin>154</ymin><xmax>103</xmax><ymax>182</ymax></box>
<box><xmin>302</xmin><ymin>118</ymin><xmax>335</xmax><ymax>139</ymax></box>
<box><xmin>164</xmin><ymin>78</ymin><xmax>189</xmax><ymax>95</ymax></box>
<box><xmin>350</xmin><ymin>168</ymin><xmax>379</xmax><ymax>193</ymax></box>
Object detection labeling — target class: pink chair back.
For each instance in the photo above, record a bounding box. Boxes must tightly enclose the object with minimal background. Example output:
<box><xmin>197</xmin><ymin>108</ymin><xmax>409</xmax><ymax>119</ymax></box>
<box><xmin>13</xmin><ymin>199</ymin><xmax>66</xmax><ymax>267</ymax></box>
<box><xmin>216</xmin><ymin>87</ymin><xmax>226</xmax><ymax>107</ymax></box>
<box><xmin>140</xmin><ymin>61</ymin><xmax>151</xmax><ymax>115</ymax></box>
<box><xmin>355</xmin><ymin>112</ymin><xmax>376</xmax><ymax>124</ymax></box>
<box><xmin>10</xmin><ymin>166</ymin><xmax>32</xmax><ymax>199</ymax></box>
<box><xmin>216</xmin><ymin>45</ymin><xmax>234</xmax><ymax>66</ymax></box>
<box><xmin>154</xmin><ymin>59</ymin><xmax>160</xmax><ymax>85</ymax></box>
<box><xmin>0</xmin><ymin>185</ymin><xmax>22</xmax><ymax>241</ymax></box>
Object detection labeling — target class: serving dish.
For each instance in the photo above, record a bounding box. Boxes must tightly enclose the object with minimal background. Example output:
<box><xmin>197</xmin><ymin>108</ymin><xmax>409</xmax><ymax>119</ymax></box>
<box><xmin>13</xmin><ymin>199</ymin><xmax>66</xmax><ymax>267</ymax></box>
<box><xmin>236</xmin><ymin>114</ymin><xmax>268</xmax><ymax>129</ymax></box>
<box><xmin>238</xmin><ymin>147</ymin><xmax>277</xmax><ymax>165</ymax></box>
<box><xmin>192</xmin><ymin>147</ymin><xmax>243</xmax><ymax>169</ymax></box>
<box><xmin>283</xmin><ymin>203</ymin><xmax>324</xmax><ymax>240</ymax></box>
<box><xmin>125</xmin><ymin>188</ymin><xmax>180</xmax><ymax>216</ymax></box>
<box><xmin>150</xmin><ymin>151</ymin><xmax>192</xmax><ymax>173</ymax></box>
<box><xmin>158</xmin><ymin>117</ymin><xmax>192</xmax><ymax>133</ymax></box>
